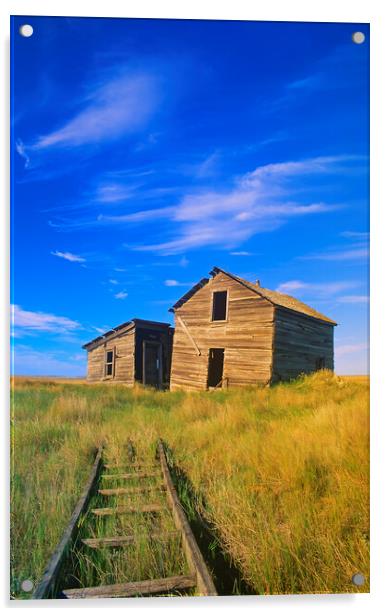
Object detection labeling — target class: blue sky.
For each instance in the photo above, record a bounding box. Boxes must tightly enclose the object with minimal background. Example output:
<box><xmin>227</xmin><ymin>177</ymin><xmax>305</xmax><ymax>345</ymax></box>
<box><xmin>11</xmin><ymin>16</ymin><xmax>369</xmax><ymax>376</ymax></box>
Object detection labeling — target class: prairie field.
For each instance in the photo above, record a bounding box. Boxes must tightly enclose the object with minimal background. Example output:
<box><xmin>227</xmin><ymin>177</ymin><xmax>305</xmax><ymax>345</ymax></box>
<box><xmin>10</xmin><ymin>371</ymin><xmax>369</xmax><ymax>598</ymax></box>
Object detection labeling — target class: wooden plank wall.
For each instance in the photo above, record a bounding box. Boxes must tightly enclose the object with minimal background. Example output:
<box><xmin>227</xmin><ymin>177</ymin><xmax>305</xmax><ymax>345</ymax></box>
<box><xmin>170</xmin><ymin>272</ymin><xmax>275</xmax><ymax>391</ymax></box>
<box><xmin>272</xmin><ymin>307</ymin><xmax>334</xmax><ymax>382</ymax></box>
<box><xmin>86</xmin><ymin>329</ymin><xmax>135</xmax><ymax>384</ymax></box>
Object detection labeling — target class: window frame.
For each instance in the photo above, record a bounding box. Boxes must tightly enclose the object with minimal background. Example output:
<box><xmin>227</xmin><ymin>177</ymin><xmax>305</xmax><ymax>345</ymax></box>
<box><xmin>210</xmin><ymin>289</ymin><xmax>228</xmax><ymax>322</ymax></box>
<box><xmin>104</xmin><ymin>347</ymin><xmax>116</xmax><ymax>378</ymax></box>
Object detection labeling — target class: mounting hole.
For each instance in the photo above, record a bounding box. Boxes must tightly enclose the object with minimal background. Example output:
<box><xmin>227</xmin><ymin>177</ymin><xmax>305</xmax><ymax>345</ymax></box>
<box><xmin>352</xmin><ymin>31</ymin><xmax>365</xmax><ymax>45</ymax></box>
<box><xmin>21</xmin><ymin>579</ymin><xmax>34</xmax><ymax>592</ymax></box>
<box><xmin>19</xmin><ymin>24</ymin><xmax>34</xmax><ymax>38</ymax></box>
<box><xmin>352</xmin><ymin>572</ymin><xmax>365</xmax><ymax>586</ymax></box>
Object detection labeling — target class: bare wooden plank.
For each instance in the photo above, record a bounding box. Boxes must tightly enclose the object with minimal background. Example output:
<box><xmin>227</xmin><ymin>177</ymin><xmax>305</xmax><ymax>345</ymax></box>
<box><xmin>62</xmin><ymin>574</ymin><xmax>197</xmax><ymax>599</ymax></box>
<box><xmin>32</xmin><ymin>445</ymin><xmax>104</xmax><ymax>599</ymax></box>
<box><xmin>157</xmin><ymin>441</ymin><xmax>217</xmax><ymax>596</ymax></box>
<box><xmin>91</xmin><ymin>504</ymin><xmax>166</xmax><ymax>516</ymax></box>
<box><xmin>82</xmin><ymin>530</ymin><xmax>180</xmax><ymax>548</ymax></box>
<box><xmin>176</xmin><ymin>315</ymin><xmax>201</xmax><ymax>356</ymax></box>
<box><xmin>99</xmin><ymin>486</ymin><xmax>164</xmax><ymax>496</ymax></box>
<box><xmin>104</xmin><ymin>463</ymin><xmax>158</xmax><ymax>470</ymax></box>
<box><xmin>101</xmin><ymin>471</ymin><xmax>160</xmax><ymax>480</ymax></box>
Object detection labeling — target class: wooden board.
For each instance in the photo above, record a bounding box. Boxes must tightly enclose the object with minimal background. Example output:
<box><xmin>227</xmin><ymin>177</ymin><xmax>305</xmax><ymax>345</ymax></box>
<box><xmin>101</xmin><ymin>471</ymin><xmax>161</xmax><ymax>480</ymax></box>
<box><xmin>158</xmin><ymin>441</ymin><xmax>217</xmax><ymax>596</ymax></box>
<box><xmin>91</xmin><ymin>504</ymin><xmax>166</xmax><ymax>516</ymax></box>
<box><xmin>32</xmin><ymin>446</ymin><xmax>104</xmax><ymax>599</ymax></box>
<box><xmin>62</xmin><ymin>574</ymin><xmax>197</xmax><ymax>599</ymax></box>
<box><xmin>82</xmin><ymin>530</ymin><xmax>180</xmax><ymax>548</ymax></box>
<box><xmin>104</xmin><ymin>463</ymin><xmax>158</xmax><ymax>470</ymax></box>
<box><xmin>99</xmin><ymin>486</ymin><xmax>164</xmax><ymax>496</ymax></box>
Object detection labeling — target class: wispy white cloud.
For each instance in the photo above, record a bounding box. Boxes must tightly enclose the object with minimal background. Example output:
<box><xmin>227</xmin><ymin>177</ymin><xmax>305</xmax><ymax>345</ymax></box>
<box><xmin>164</xmin><ymin>279</ymin><xmax>194</xmax><ymax>287</ymax></box>
<box><xmin>15</xmin><ymin>139</ymin><xmax>30</xmax><ymax>168</ymax></box>
<box><xmin>114</xmin><ymin>291</ymin><xmax>128</xmax><ymax>300</ymax></box>
<box><xmin>49</xmin><ymin>154</ymin><xmax>365</xmax><ymax>254</ymax></box>
<box><xmin>12</xmin><ymin>305</ymin><xmax>81</xmax><ymax>335</ymax></box>
<box><xmin>104</xmin><ymin>155</ymin><xmax>352</xmax><ymax>254</ymax></box>
<box><xmin>95</xmin><ymin>182</ymin><xmax>142</xmax><ymax>204</ymax></box>
<box><xmin>241</xmin><ymin>156</ymin><xmax>350</xmax><ymax>185</ymax></box>
<box><xmin>267</xmin><ymin>44</ymin><xmax>369</xmax><ymax>115</ymax></box>
<box><xmin>12</xmin><ymin>344</ymin><xmax>85</xmax><ymax>377</ymax></box>
<box><xmin>337</xmin><ymin>295</ymin><xmax>369</xmax><ymax>304</ymax></box>
<box><xmin>92</xmin><ymin>325</ymin><xmax>109</xmax><ymax>334</ymax></box>
<box><xmin>340</xmin><ymin>230</ymin><xmax>369</xmax><ymax>240</ymax></box>
<box><xmin>230</xmin><ymin>251</ymin><xmax>253</xmax><ymax>256</ymax></box>
<box><xmin>51</xmin><ymin>250</ymin><xmax>86</xmax><ymax>263</ymax></box>
<box><xmin>31</xmin><ymin>70</ymin><xmax>159</xmax><ymax>150</ymax></box>
<box><xmin>301</xmin><ymin>245</ymin><xmax>369</xmax><ymax>262</ymax></box>
<box><xmin>276</xmin><ymin>280</ymin><xmax>357</xmax><ymax>297</ymax></box>
<box><xmin>335</xmin><ymin>342</ymin><xmax>368</xmax><ymax>357</ymax></box>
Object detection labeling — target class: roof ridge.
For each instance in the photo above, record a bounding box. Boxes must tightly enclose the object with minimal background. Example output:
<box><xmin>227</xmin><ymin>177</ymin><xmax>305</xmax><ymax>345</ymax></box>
<box><xmin>83</xmin><ymin>318</ymin><xmax>172</xmax><ymax>350</ymax></box>
<box><xmin>207</xmin><ymin>267</ymin><xmax>337</xmax><ymax>325</ymax></box>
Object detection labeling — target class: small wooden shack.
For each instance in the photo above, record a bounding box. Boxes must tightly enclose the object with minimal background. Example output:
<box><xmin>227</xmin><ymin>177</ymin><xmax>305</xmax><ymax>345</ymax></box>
<box><xmin>169</xmin><ymin>267</ymin><xmax>336</xmax><ymax>391</ymax></box>
<box><xmin>83</xmin><ymin>319</ymin><xmax>173</xmax><ymax>388</ymax></box>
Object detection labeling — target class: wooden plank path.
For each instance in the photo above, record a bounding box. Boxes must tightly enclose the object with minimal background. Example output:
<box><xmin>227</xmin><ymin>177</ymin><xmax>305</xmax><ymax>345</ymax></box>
<box><xmin>32</xmin><ymin>439</ymin><xmax>217</xmax><ymax>599</ymax></box>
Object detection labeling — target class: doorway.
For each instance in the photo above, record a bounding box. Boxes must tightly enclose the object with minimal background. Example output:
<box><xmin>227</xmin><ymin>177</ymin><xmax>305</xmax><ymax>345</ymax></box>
<box><xmin>142</xmin><ymin>341</ymin><xmax>162</xmax><ymax>388</ymax></box>
<box><xmin>207</xmin><ymin>348</ymin><xmax>225</xmax><ymax>388</ymax></box>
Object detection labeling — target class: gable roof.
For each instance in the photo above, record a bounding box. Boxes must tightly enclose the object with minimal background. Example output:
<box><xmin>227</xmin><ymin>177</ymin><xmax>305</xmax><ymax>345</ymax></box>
<box><xmin>82</xmin><ymin>318</ymin><xmax>172</xmax><ymax>351</ymax></box>
<box><xmin>170</xmin><ymin>266</ymin><xmax>337</xmax><ymax>325</ymax></box>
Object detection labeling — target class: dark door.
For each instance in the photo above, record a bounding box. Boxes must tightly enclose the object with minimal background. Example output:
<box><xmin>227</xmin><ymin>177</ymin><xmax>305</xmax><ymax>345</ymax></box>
<box><xmin>207</xmin><ymin>348</ymin><xmax>225</xmax><ymax>388</ymax></box>
<box><xmin>143</xmin><ymin>342</ymin><xmax>162</xmax><ymax>387</ymax></box>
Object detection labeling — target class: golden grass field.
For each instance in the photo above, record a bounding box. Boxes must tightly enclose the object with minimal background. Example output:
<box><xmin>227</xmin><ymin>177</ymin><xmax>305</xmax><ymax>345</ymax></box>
<box><xmin>10</xmin><ymin>370</ymin><xmax>369</xmax><ymax>598</ymax></box>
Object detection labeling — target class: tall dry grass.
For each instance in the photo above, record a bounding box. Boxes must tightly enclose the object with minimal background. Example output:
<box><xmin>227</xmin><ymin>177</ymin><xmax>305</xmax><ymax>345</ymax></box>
<box><xmin>11</xmin><ymin>371</ymin><xmax>369</xmax><ymax>597</ymax></box>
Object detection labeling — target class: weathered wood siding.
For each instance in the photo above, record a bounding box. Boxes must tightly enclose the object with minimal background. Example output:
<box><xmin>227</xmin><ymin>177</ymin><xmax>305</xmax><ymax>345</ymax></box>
<box><xmin>170</xmin><ymin>272</ymin><xmax>275</xmax><ymax>391</ymax></box>
<box><xmin>86</xmin><ymin>328</ymin><xmax>135</xmax><ymax>384</ymax></box>
<box><xmin>272</xmin><ymin>307</ymin><xmax>334</xmax><ymax>381</ymax></box>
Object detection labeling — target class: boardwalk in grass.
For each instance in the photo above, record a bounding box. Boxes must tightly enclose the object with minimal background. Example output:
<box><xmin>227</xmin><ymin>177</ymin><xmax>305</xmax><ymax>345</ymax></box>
<box><xmin>33</xmin><ymin>440</ymin><xmax>216</xmax><ymax>599</ymax></box>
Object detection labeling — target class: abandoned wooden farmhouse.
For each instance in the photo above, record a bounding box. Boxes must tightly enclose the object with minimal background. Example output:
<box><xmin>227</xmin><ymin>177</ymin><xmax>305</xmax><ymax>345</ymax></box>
<box><xmin>82</xmin><ymin>267</ymin><xmax>336</xmax><ymax>390</ymax></box>
<box><xmin>82</xmin><ymin>319</ymin><xmax>173</xmax><ymax>387</ymax></box>
<box><xmin>169</xmin><ymin>267</ymin><xmax>336</xmax><ymax>391</ymax></box>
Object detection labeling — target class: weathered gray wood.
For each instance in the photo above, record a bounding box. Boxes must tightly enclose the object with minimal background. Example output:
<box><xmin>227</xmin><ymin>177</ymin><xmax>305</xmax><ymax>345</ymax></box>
<box><xmin>99</xmin><ymin>486</ymin><xmax>164</xmax><ymax>496</ymax></box>
<box><xmin>91</xmin><ymin>504</ymin><xmax>166</xmax><ymax>516</ymax></box>
<box><xmin>101</xmin><ymin>471</ymin><xmax>160</xmax><ymax>480</ymax></box>
<box><xmin>32</xmin><ymin>446</ymin><xmax>104</xmax><ymax>599</ymax></box>
<box><xmin>170</xmin><ymin>268</ymin><xmax>335</xmax><ymax>390</ymax></box>
<box><xmin>82</xmin><ymin>530</ymin><xmax>180</xmax><ymax>548</ymax></box>
<box><xmin>104</xmin><ymin>463</ymin><xmax>158</xmax><ymax>470</ymax></box>
<box><xmin>158</xmin><ymin>441</ymin><xmax>217</xmax><ymax>596</ymax></box>
<box><xmin>84</xmin><ymin>320</ymin><xmax>173</xmax><ymax>387</ymax></box>
<box><xmin>176</xmin><ymin>314</ymin><xmax>201</xmax><ymax>356</ymax></box>
<box><xmin>272</xmin><ymin>306</ymin><xmax>334</xmax><ymax>381</ymax></box>
<box><xmin>62</xmin><ymin>574</ymin><xmax>197</xmax><ymax>599</ymax></box>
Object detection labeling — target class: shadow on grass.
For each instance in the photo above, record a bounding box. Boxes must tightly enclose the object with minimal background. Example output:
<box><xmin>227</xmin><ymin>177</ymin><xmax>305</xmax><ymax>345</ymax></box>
<box><xmin>161</xmin><ymin>442</ymin><xmax>255</xmax><ymax>596</ymax></box>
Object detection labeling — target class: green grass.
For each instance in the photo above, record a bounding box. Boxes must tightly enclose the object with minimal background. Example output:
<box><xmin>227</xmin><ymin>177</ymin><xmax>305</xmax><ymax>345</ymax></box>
<box><xmin>10</xmin><ymin>371</ymin><xmax>369</xmax><ymax>597</ymax></box>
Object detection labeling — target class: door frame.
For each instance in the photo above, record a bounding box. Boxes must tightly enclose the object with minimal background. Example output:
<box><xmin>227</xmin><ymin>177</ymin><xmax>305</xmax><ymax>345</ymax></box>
<box><xmin>207</xmin><ymin>347</ymin><xmax>225</xmax><ymax>389</ymax></box>
<box><xmin>142</xmin><ymin>340</ymin><xmax>163</xmax><ymax>388</ymax></box>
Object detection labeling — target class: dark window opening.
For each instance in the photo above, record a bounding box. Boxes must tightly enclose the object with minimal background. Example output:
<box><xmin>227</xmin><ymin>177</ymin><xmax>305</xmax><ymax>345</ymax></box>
<box><xmin>105</xmin><ymin>349</ymin><xmax>115</xmax><ymax>377</ymax></box>
<box><xmin>212</xmin><ymin>291</ymin><xmax>228</xmax><ymax>321</ymax></box>
<box><xmin>207</xmin><ymin>348</ymin><xmax>225</xmax><ymax>388</ymax></box>
<box><xmin>315</xmin><ymin>357</ymin><xmax>326</xmax><ymax>370</ymax></box>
